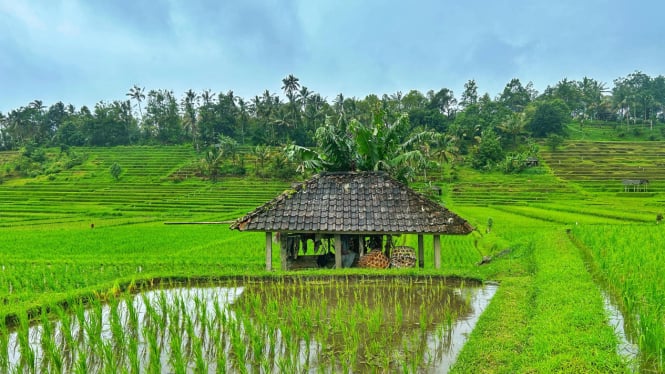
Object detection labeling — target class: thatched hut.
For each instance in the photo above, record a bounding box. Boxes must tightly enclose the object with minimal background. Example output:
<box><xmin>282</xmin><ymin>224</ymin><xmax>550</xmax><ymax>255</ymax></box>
<box><xmin>230</xmin><ymin>171</ymin><xmax>473</xmax><ymax>270</ymax></box>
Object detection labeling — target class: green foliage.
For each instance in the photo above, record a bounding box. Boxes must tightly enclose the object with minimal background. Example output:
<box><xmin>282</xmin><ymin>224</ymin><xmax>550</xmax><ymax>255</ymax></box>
<box><xmin>286</xmin><ymin>109</ymin><xmax>440</xmax><ymax>183</ymax></box>
<box><xmin>314</xmin><ymin>115</ymin><xmax>356</xmax><ymax>171</ymax></box>
<box><xmin>109</xmin><ymin>162</ymin><xmax>122</xmax><ymax>181</ymax></box>
<box><xmin>1</xmin><ymin>144</ymin><xmax>664</xmax><ymax>372</ymax></box>
<box><xmin>470</xmin><ymin>129</ymin><xmax>504</xmax><ymax>170</ymax></box>
<box><xmin>283</xmin><ymin>144</ymin><xmax>326</xmax><ymax>175</ymax></box>
<box><xmin>199</xmin><ymin>148</ymin><xmax>222</xmax><ymax>181</ymax></box>
<box><xmin>545</xmin><ymin>133</ymin><xmax>565</xmax><ymax>151</ymax></box>
<box><xmin>527</xmin><ymin>99</ymin><xmax>570</xmax><ymax>137</ymax></box>
<box><xmin>270</xmin><ymin>153</ymin><xmax>297</xmax><ymax>180</ymax></box>
<box><xmin>572</xmin><ymin>225</ymin><xmax>665</xmax><ymax>370</ymax></box>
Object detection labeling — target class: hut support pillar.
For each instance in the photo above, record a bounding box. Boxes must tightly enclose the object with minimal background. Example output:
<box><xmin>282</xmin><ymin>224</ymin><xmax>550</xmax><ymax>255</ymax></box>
<box><xmin>418</xmin><ymin>235</ymin><xmax>424</xmax><ymax>268</ymax></box>
<box><xmin>433</xmin><ymin>235</ymin><xmax>441</xmax><ymax>269</ymax></box>
<box><xmin>265</xmin><ymin>232</ymin><xmax>272</xmax><ymax>271</ymax></box>
<box><xmin>334</xmin><ymin>234</ymin><xmax>342</xmax><ymax>268</ymax></box>
<box><xmin>358</xmin><ymin>236</ymin><xmax>365</xmax><ymax>257</ymax></box>
<box><xmin>279</xmin><ymin>233</ymin><xmax>288</xmax><ymax>271</ymax></box>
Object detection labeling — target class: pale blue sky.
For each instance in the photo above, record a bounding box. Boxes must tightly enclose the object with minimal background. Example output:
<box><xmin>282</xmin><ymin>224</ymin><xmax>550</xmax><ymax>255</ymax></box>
<box><xmin>1</xmin><ymin>0</ymin><xmax>663</xmax><ymax>113</ymax></box>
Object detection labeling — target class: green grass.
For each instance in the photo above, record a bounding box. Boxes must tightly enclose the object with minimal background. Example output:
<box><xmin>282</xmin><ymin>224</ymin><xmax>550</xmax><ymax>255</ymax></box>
<box><xmin>571</xmin><ymin>224</ymin><xmax>665</xmax><ymax>369</ymax></box>
<box><xmin>452</xmin><ymin>230</ymin><xmax>627</xmax><ymax>373</ymax></box>
<box><xmin>1</xmin><ymin>143</ymin><xmax>664</xmax><ymax>372</ymax></box>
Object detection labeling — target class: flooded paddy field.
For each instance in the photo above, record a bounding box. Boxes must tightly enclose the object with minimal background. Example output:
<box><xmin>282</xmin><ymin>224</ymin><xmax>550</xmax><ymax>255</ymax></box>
<box><xmin>3</xmin><ymin>276</ymin><xmax>496</xmax><ymax>373</ymax></box>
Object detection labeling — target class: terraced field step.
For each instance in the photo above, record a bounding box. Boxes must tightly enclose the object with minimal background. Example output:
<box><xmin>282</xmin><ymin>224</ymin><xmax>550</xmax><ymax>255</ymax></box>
<box><xmin>447</xmin><ymin>168</ymin><xmax>585</xmax><ymax>206</ymax></box>
<box><xmin>541</xmin><ymin>141</ymin><xmax>665</xmax><ymax>193</ymax></box>
<box><xmin>1</xmin><ymin>146</ymin><xmax>290</xmax><ymax>225</ymax></box>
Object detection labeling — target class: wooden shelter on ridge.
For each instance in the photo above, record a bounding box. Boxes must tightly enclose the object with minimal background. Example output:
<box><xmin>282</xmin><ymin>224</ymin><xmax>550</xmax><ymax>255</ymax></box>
<box><xmin>622</xmin><ymin>179</ymin><xmax>649</xmax><ymax>192</ymax></box>
<box><xmin>230</xmin><ymin>171</ymin><xmax>474</xmax><ymax>270</ymax></box>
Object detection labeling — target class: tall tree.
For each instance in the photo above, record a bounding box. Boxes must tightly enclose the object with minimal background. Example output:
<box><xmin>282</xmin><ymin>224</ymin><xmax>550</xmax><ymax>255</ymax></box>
<box><xmin>144</xmin><ymin>90</ymin><xmax>183</xmax><ymax>144</ymax></box>
<box><xmin>427</xmin><ymin>88</ymin><xmax>457</xmax><ymax>118</ymax></box>
<box><xmin>578</xmin><ymin>77</ymin><xmax>608</xmax><ymax>120</ymax></box>
<box><xmin>527</xmin><ymin>99</ymin><xmax>570</xmax><ymax>137</ymax></box>
<box><xmin>86</xmin><ymin>101</ymin><xmax>131</xmax><ymax>146</ymax></box>
<box><xmin>401</xmin><ymin>90</ymin><xmax>427</xmax><ymax>111</ymax></box>
<box><xmin>235</xmin><ymin>97</ymin><xmax>249</xmax><ymax>145</ymax></box>
<box><xmin>281</xmin><ymin>74</ymin><xmax>301</xmax><ymax>128</ymax></box>
<box><xmin>181</xmin><ymin>89</ymin><xmax>199</xmax><ymax>150</ymax></box>
<box><xmin>470</xmin><ymin>129</ymin><xmax>504</xmax><ymax>170</ymax></box>
<box><xmin>546</xmin><ymin>78</ymin><xmax>582</xmax><ymax>117</ymax></box>
<box><xmin>497</xmin><ymin>112</ymin><xmax>526</xmax><ymax>147</ymax></box>
<box><xmin>0</xmin><ymin>112</ymin><xmax>9</xmax><ymax>150</ymax></box>
<box><xmin>460</xmin><ymin>79</ymin><xmax>479</xmax><ymax>108</ymax></box>
<box><xmin>613</xmin><ymin>71</ymin><xmax>653</xmax><ymax>123</ymax></box>
<box><xmin>333</xmin><ymin>93</ymin><xmax>345</xmax><ymax>115</ymax></box>
<box><xmin>499</xmin><ymin>78</ymin><xmax>532</xmax><ymax>112</ymax></box>
<box><xmin>126</xmin><ymin>85</ymin><xmax>146</xmax><ymax>119</ymax></box>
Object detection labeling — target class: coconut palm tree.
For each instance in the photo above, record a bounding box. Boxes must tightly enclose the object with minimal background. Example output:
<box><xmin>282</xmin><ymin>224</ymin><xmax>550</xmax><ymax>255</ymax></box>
<box><xmin>126</xmin><ymin>85</ymin><xmax>145</xmax><ymax>119</ymax></box>
<box><xmin>251</xmin><ymin>144</ymin><xmax>271</xmax><ymax>175</ymax></box>
<box><xmin>333</xmin><ymin>93</ymin><xmax>345</xmax><ymax>115</ymax></box>
<box><xmin>201</xmin><ymin>89</ymin><xmax>214</xmax><ymax>106</ymax></box>
<box><xmin>282</xmin><ymin>74</ymin><xmax>301</xmax><ymax>128</ymax></box>
<box><xmin>181</xmin><ymin>89</ymin><xmax>199</xmax><ymax>150</ymax></box>
<box><xmin>235</xmin><ymin>97</ymin><xmax>249</xmax><ymax>145</ymax></box>
<box><xmin>281</xmin><ymin>74</ymin><xmax>300</xmax><ymax>97</ymax></box>
<box><xmin>298</xmin><ymin>86</ymin><xmax>311</xmax><ymax>111</ymax></box>
<box><xmin>497</xmin><ymin>113</ymin><xmax>526</xmax><ymax>147</ymax></box>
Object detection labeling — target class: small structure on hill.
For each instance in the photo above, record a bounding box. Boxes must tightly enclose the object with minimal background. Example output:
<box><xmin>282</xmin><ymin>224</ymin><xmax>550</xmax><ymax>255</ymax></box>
<box><xmin>622</xmin><ymin>179</ymin><xmax>649</xmax><ymax>192</ymax></box>
<box><xmin>525</xmin><ymin>157</ymin><xmax>540</xmax><ymax>167</ymax></box>
<box><xmin>230</xmin><ymin>171</ymin><xmax>474</xmax><ymax>270</ymax></box>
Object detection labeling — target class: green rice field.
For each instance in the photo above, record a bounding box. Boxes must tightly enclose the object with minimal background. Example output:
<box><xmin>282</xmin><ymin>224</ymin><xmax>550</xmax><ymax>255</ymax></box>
<box><xmin>1</xmin><ymin>143</ymin><xmax>664</xmax><ymax>372</ymax></box>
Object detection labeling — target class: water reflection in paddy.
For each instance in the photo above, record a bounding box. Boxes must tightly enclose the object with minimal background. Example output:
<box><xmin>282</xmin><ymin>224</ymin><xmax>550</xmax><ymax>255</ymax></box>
<box><xmin>4</xmin><ymin>277</ymin><xmax>496</xmax><ymax>373</ymax></box>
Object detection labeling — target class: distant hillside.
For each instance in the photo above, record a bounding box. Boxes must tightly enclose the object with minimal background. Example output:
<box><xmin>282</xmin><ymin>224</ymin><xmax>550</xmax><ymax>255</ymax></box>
<box><xmin>541</xmin><ymin>141</ymin><xmax>665</xmax><ymax>194</ymax></box>
<box><xmin>1</xmin><ymin>142</ymin><xmax>662</xmax><ymax>227</ymax></box>
<box><xmin>0</xmin><ymin>146</ymin><xmax>289</xmax><ymax>227</ymax></box>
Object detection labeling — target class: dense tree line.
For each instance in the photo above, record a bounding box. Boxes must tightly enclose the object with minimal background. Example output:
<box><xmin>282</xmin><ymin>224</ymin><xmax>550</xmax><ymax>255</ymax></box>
<box><xmin>1</xmin><ymin>71</ymin><xmax>664</xmax><ymax>172</ymax></box>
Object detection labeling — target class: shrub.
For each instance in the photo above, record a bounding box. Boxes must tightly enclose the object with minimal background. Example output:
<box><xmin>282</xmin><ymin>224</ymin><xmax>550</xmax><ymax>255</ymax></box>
<box><xmin>220</xmin><ymin>165</ymin><xmax>246</xmax><ymax>176</ymax></box>
<box><xmin>109</xmin><ymin>162</ymin><xmax>122</xmax><ymax>181</ymax></box>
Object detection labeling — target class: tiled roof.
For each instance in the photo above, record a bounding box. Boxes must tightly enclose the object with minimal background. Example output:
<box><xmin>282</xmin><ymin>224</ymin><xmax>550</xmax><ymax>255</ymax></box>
<box><xmin>230</xmin><ymin>172</ymin><xmax>474</xmax><ymax>235</ymax></box>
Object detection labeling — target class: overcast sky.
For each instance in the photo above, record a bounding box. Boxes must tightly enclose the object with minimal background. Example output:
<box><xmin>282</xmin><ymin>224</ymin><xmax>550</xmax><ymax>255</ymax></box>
<box><xmin>1</xmin><ymin>0</ymin><xmax>664</xmax><ymax>113</ymax></box>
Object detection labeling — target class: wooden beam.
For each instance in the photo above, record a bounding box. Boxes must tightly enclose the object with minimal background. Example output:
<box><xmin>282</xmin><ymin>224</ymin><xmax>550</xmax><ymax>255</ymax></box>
<box><xmin>265</xmin><ymin>232</ymin><xmax>272</xmax><ymax>271</ymax></box>
<box><xmin>434</xmin><ymin>235</ymin><xmax>441</xmax><ymax>269</ymax></box>
<box><xmin>334</xmin><ymin>234</ymin><xmax>342</xmax><ymax>268</ymax></box>
<box><xmin>418</xmin><ymin>234</ymin><xmax>424</xmax><ymax>268</ymax></box>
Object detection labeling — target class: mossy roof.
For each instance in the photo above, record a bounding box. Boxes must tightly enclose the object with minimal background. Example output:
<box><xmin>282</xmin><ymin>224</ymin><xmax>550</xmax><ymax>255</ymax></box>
<box><xmin>230</xmin><ymin>171</ymin><xmax>473</xmax><ymax>235</ymax></box>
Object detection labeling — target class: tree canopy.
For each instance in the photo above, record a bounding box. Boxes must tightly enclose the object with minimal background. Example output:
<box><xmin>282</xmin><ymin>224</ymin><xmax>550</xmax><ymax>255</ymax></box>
<box><xmin>2</xmin><ymin>71</ymin><xmax>665</xmax><ymax>173</ymax></box>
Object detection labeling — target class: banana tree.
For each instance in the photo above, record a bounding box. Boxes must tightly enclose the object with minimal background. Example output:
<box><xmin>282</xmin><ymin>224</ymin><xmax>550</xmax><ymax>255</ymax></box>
<box><xmin>284</xmin><ymin>109</ymin><xmax>440</xmax><ymax>184</ymax></box>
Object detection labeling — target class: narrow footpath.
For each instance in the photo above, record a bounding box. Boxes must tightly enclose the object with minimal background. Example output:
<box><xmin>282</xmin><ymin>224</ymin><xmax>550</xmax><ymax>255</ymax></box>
<box><xmin>452</xmin><ymin>229</ymin><xmax>628</xmax><ymax>373</ymax></box>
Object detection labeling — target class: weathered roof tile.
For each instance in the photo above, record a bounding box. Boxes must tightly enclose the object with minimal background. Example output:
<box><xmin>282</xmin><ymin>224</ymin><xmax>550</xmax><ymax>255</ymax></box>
<box><xmin>230</xmin><ymin>171</ymin><xmax>473</xmax><ymax>235</ymax></box>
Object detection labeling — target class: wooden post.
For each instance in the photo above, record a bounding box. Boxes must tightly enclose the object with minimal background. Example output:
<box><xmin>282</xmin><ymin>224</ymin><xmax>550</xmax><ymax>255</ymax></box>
<box><xmin>279</xmin><ymin>233</ymin><xmax>288</xmax><ymax>271</ymax></box>
<box><xmin>385</xmin><ymin>235</ymin><xmax>392</xmax><ymax>258</ymax></box>
<box><xmin>334</xmin><ymin>234</ymin><xmax>342</xmax><ymax>268</ymax></box>
<box><xmin>358</xmin><ymin>235</ymin><xmax>364</xmax><ymax>257</ymax></box>
<box><xmin>434</xmin><ymin>234</ymin><xmax>441</xmax><ymax>269</ymax></box>
<box><xmin>265</xmin><ymin>232</ymin><xmax>273</xmax><ymax>271</ymax></box>
<box><xmin>418</xmin><ymin>234</ymin><xmax>424</xmax><ymax>268</ymax></box>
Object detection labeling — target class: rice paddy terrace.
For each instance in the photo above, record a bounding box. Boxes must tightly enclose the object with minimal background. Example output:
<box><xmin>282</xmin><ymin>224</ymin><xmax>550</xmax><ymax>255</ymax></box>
<box><xmin>1</xmin><ymin>143</ymin><xmax>663</xmax><ymax>372</ymax></box>
<box><xmin>0</xmin><ymin>146</ymin><xmax>288</xmax><ymax>227</ymax></box>
<box><xmin>541</xmin><ymin>141</ymin><xmax>665</xmax><ymax>194</ymax></box>
<box><xmin>3</xmin><ymin>142</ymin><xmax>662</xmax><ymax>227</ymax></box>
<box><xmin>447</xmin><ymin>141</ymin><xmax>663</xmax><ymax>204</ymax></box>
